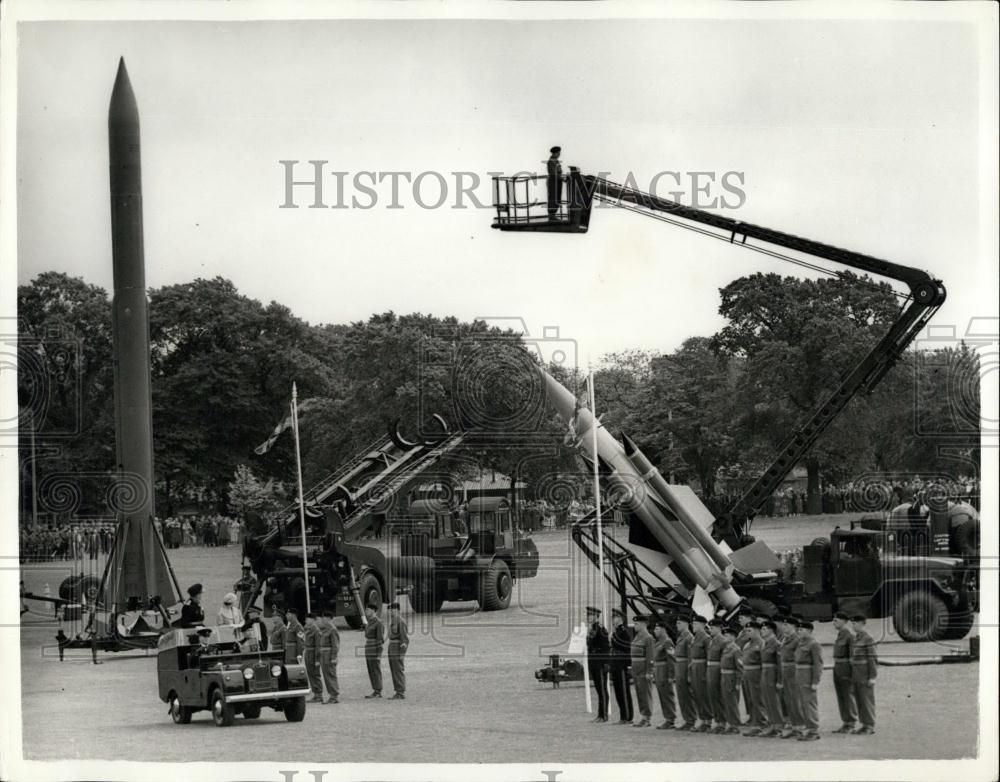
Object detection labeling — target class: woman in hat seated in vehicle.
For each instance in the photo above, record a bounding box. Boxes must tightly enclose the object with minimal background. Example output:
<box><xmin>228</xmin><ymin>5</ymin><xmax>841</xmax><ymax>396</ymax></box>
<box><xmin>216</xmin><ymin>592</ymin><xmax>244</xmax><ymax>627</ymax></box>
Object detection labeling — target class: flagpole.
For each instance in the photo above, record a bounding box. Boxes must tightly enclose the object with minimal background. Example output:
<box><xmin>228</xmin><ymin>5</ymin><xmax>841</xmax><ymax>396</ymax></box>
<box><xmin>588</xmin><ymin>374</ymin><xmax>609</xmax><ymax>627</ymax></box>
<box><xmin>291</xmin><ymin>382</ymin><xmax>311</xmax><ymax>614</ymax></box>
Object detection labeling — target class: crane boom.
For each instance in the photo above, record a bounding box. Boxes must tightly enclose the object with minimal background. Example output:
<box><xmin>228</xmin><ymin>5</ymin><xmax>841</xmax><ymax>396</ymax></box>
<box><xmin>492</xmin><ymin>164</ymin><xmax>946</xmax><ymax>548</ymax></box>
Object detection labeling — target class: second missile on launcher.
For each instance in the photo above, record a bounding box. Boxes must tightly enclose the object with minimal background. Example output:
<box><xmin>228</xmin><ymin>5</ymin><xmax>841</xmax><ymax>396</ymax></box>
<box><xmin>538</xmin><ymin>367</ymin><xmax>742</xmax><ymax>612</ymax></box>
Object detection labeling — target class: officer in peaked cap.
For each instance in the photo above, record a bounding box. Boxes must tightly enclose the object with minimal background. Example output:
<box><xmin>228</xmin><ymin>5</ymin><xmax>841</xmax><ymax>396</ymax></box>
<box><xmin>546</xmin><ymin>145</ymin><xmax>563</xmax><ymax>218</ymax></box>
<box><xmin>585</xmin><ymin>605</ymin><xmax>611</xmax><ymax>722</ymax></box>
<box><xmin>180</xmin><ymin>583</ymin><xmax>205</xmax><ymax>628</ymax></box>
<box><xmin>609</xmin><ymin>606</ymin><xmax>634</xmax><ymax>723</ymax></box>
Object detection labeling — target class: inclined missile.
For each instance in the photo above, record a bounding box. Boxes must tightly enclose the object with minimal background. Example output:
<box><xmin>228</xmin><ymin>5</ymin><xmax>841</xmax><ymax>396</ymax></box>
<box><xmin>108</xmin><ymin>58</ymin><xmax>168</xmax><ymax>602</ymax></box>
<box><xmin>538</xmin><ymin>368</ymin><xmax>741</xmax><ymax>610</ymax></box>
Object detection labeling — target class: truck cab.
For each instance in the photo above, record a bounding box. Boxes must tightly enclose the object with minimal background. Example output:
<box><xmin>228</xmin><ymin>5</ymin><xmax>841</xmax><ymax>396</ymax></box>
<box><xmin>156</xmin><ymin>625</ymin><xmax>310</xmax><ymax>727</ymax></box>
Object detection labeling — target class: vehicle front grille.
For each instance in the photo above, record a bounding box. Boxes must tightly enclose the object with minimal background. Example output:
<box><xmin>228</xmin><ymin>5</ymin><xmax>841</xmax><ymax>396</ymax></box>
<box><xmin>250</xmin><ymin>663</ymin><xmax>275</xmax><ymax>692</ymax></box>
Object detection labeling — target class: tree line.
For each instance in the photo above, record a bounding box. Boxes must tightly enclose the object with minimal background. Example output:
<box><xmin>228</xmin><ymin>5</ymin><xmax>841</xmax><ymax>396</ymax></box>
<box><xmin>17</xmin><ymin>270</ymin><xmax>979</xmax><ymax>521</ymax></box>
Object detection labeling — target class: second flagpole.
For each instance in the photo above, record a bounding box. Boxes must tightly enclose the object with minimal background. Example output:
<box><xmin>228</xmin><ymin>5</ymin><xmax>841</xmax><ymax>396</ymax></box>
<box><xmin>291</xmin><ymin>382</ymin><xmax>311</xmax><ymax>614</ymax></box>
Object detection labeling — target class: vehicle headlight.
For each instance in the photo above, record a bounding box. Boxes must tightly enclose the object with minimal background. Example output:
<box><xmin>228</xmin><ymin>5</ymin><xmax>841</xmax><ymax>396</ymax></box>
<box><xmin>271</xmin><ymin>664</ymin><xmax>282</xmax><ymax>677</ymax></box>
<box><xmin>243</xmin><ymin>667</ymin><xmax>254</xmax><ymax>680</ymax></box>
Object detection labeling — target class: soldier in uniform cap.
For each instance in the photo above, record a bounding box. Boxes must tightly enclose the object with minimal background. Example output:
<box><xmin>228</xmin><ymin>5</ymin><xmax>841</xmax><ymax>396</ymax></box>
<box><xmin>673</xmin><ymin>613</ymin><xmax>697</xmax><ymax>730</ymax></box>
<box><xmin>719</xmin><ymin>625</ymin><xmax>744</xmax><ymax>733</ymax></box>
<box><xmin>180</xmin><ymin>583</ymin><xmax>205</xmax><ymax>628</ymax></box>
<box><xmin>831</xmin><ymin>611</ymin><xmax>858</xmax><ymax>733</ymax></box>
<box><xmin>652</xmin><ymin>619</ymin><xmax>677</xmax><ymax>729</ymax></box>
<box><xmin>269</xmin><ymin>610</ymin><xmax>286</xmax><ymax>654</ymax></box>
<box><xmin>283</xmin><ymin>607</ymin><xmax>306</xmax><ymax>666</ymax></box>
<box><xmin>363</xmin><ymin>603</ymin><xmax>385</xmax><ymax>698</ymax></box>
<box><xmin>546</xmin><ymin>146</ymin><xmax>563</xmax><ymax>218</ymax></box>
<box><xmin>740</xmin><ymin>621</ymin><xmax>765</xmax><ymax>736</ymax></box>
<box><xmin>849</xmin><ymin>614</ymin><xmax>878</xmax><ymax>734</ymax></box>
<box><xmin>241</xmin><ymin>604</ymin><xmax>268</xmax><ymax>651</ymax></box>
<box><xmin>608</xmin><ymin>607</ymin><xmax>634</xmax><ymax>724</ymax></box>
<box><xmin>189</xmin><ymin>626</ymin><xmax>217</xmax><ymax>665</ymax></box>
<box><xmin>303</xmin><ymin>613</ymin><xmax>323</xmax><ymax>702</ymax></box>
<box><xmin>794</xmin><ymin>620</ymin><xmax>823</xmax><ymax>741</ymax></box>
<box><xmin>585</xmin><ymin>606</ymin><xmax>611</xmax><ymax>722</ymax></box>
<box><xmin>705</xmin><ymin>617</ymin><xmax>727</xmax><ymax>732</ymax></box>
<box><xmin>630</xmin><ymin>615</ymin><xmax>655</xmax><ymax>727</ymax></box>
<box><xmin>758</xmin><ymin>619</ymin><xmax>784</xmax><ymax>737</ymax></box>
<box><xmin>319</xmin><ymin>609</ymin><xmax>340</xmax><ymax>704</ymax></box>
<box><xmin>688</xmin><ymin>614</ymin><xmax>712</xmax><ymax>731</ymax></box>
<box><xmin>387</xmin><ymin>602</ymin><xmax>409</xmax><ymax>699</ymax></box>
<box><xmin>777</xmin><ymin>615</ymin><xmax>803</xmax><ymax>738</ymax></box>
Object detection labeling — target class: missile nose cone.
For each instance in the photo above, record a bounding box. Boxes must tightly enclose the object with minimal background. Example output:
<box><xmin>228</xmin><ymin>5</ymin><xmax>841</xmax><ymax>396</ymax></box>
<box><xmin>109</xmin><ymin>57</ymin><xmax>139</xmax><ymax>127</ymax></box>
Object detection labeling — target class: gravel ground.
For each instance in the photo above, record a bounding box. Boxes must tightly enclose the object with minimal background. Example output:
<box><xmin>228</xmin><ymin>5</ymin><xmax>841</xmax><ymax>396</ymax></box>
<box><xmin>17</xmin><ymin>517</ymin><xmax>981</xmax><ymax>762</ymax></box>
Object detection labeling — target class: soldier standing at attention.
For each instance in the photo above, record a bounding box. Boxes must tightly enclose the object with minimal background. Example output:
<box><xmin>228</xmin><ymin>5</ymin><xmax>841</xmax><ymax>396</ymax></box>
<box><xmin>831</xmin><ymin>611</ymin><xmax>858</xmax><ymax>733</ymax></box>
<box><xmin>849</xmin><ymin>614</ymin><xmax>878</xmax><ymax>735</ymax></box>
<box><xmin>585</xmin><ymin>606</ymin><xmax>611</xmax><ymax>723</ymax></box>
<box><xmin>740</xmin><ymin>621</ymin><xmax>765</xmax><ymax>736</ymax></box>
<box><xmin>758</xmin><ymin>619</ymin><xmax>784</xmax><ymax>737</ymax></box>
<box><xmin>303</xmin><ymin>613</ymin><xmax>323</xmax><ymax>703</ymax></box>
<box><xmin>794</xmin><ymin>620</ymin><xmax>823</xmax><ymax>741</ymax></box>
<box><xmin>546</xmin><ymin>146</ymin><xmax>563</xmax><ymax>218</ymax></box>
<box><xmin>688</xmin><ymin>615</ymin><xmax>711</xmax><ymax>732</ymax></box>
<box><xmin>609</xmin><ymin>608</ymin><xmax>634</xmax><ymax>724</ymax></box>
<box><xmin>778</xmin><ymin>615</ymin><xmax>803</xmax><ymax>739</ymax></box>
<box><xmin>673</xmin><ymin>613</ymin><xmax>697</xmax><ymax>731</ymax></box>
<box><xmin>652</xmin><ymin>619</ymin><xmax>677</xmax><ymax>730</ymax></box>
<box><xmin>706</xmin><ymin>618</ymin><xmax>727</xmax><ymax>733</ymax></box>
<box><xmin>719</xmin><ymin>625</ymin><xmax>744</xmax><ymax>734</ymax></box>
<box><xmin>283</xmin><ymin>607</ymin><xmax>306</xmax><ymax>666</ymax></box>
<box><xmin>364</xmin><ymin>604</ymin><xmax>385</xmax><ymax>698</ymax></box>
<box><xmin>319</xmin><ymin>609</ymin><xmax>340</xmax><ymax>704</ymax></box>
<box><xmin>269</xmin><ymin>611</ymin><xmax>286</xmax><ymax>655</ymax></box>
<box><xmin>180</xmin><ymin>583</ymin><xmax>205</xmax><ymax>628</ymax></box>
<box><xmin>387</xmin><ymin>602</ymin><xmax>409</xmax><ymax>700</ymax></box>
<box><xmin>630</xmin><ymin>615</ymin><xmax>655</xmax><ymax>728</ymax></box>
<box><xmin>734</xmin><ymin>609</ymin><xmax>755</xmax><ymax>725</ymax></box>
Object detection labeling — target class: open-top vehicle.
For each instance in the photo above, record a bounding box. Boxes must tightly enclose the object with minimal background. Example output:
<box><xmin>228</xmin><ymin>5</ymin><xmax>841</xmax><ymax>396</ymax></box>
<box><xmin>156</xmin><ymin>625</ymin><xmax>309</xmax><ymax>726</ymax></box>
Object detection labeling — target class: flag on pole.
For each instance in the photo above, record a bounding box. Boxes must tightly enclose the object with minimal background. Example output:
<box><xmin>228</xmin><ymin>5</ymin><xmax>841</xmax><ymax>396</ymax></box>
<box><xmin>254</xmin><ymin>398</ymin><xmax>318</xmax><ymax>455</ymax></box>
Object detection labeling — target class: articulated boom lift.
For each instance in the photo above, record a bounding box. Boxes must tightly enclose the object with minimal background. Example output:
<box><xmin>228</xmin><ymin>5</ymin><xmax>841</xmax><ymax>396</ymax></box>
<box><xmin>491</xmin><ymin>158</ymin><xmax>950</xmax><ymax>629</ymax></box>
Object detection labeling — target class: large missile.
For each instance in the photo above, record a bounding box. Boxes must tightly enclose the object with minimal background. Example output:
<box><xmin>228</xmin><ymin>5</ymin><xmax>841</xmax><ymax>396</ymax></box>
<box><xmin>538</xmin><ymin>368</ymin><xmax>741</xmax><ymax>611</ymax></box>
<box><xmin>104</xmin><ymin>58</ymin><xmax>178</xmax><ymax>607</ymax></box>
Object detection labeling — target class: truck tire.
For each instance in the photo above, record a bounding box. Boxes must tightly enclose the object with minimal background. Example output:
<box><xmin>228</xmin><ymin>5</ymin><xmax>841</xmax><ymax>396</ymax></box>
<box><xmin>359</xmin><ymin>571</ymin><xmax>383</xmax><ymax>613</ymax></box>
<box><xmin>284</xmin><ymin>697</ymin><xmax>306</xmax><ymax>722</ymax></box>
<box><xmin>892</xmin><ymin>590</ymin><xmax>947</xmax><ymax>642</ymax></box>
<box><xmin>80</xmin><ymin>576</ymin><xmax>101</xmax><ymax>605</ymax></box>
<box><xmin>210</xmin><ymin>690</ymin><xmax>235</xmax><ymax>727</ymax></box>
<box><xmin>479</xmin><ymin>559</ymin><xmax>512</xmax><ymax>611</ymax></box>
<box><xmin>951</xmin><ymin>520</ymin><xmax>980</xmax><ymax>560</ymax></box>
<box><xmin>168</xmin><ymin>693</ymin><xmax>192</xmax><ymax>724</ymax></box>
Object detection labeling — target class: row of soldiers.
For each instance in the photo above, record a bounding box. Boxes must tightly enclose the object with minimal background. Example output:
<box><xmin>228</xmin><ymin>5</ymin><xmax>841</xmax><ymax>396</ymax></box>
<box><xmin>586</xmin><ymin>606</ymin><xmax>878</xmax><ymax>740</ymax></box>
<box><xmin>267</xmin><ymin>603</ymin><xmax>410</xmax><ymax>703</ymax></box>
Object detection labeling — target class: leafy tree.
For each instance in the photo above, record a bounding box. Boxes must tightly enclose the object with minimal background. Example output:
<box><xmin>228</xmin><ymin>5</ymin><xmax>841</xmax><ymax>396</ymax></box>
<box><xmin>711</xmin><ymin>271</ymin><xmax>903</xmax><ymax>508</ymax></box>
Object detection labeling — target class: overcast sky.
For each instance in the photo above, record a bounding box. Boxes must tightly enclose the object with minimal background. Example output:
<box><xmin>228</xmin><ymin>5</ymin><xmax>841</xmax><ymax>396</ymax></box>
<box><xmin>15</xmin><ymin>15</ymin><xmax>997</xmax><ymax>364</ymax></box>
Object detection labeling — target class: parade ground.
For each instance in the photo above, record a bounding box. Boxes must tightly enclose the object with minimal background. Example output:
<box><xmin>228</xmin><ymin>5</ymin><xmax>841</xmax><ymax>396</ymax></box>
<box><xmin>17</xmin><ymin>514</ymin><xmax>980</xmax><ymax>763</ymax></box>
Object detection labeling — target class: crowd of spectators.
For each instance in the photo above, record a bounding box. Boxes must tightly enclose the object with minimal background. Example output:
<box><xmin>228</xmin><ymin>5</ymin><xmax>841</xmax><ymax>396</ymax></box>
<box><xmin>18</xmin><ymin>513</ymin><xmax>244</xmax><ymax>563</ymax></box>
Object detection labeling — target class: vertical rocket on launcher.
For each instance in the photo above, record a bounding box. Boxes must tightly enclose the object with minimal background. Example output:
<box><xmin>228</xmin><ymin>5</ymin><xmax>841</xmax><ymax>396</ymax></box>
<box><xmin>537</xmin><ymin>368</ymin><xmax>742</xmax><ymax>613</ymax></box>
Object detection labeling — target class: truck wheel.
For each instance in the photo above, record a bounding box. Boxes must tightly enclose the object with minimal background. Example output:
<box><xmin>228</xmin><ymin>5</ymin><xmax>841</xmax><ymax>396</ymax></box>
<box><xmin>893</xmin><ymin>591</ymin><xmax>947</xmax><ymax>642</ymax></box>
<box><xmin>210</xmin><ymin>690</ymin><xmax>235</xmax><ymax>727</ymax></box>
<box><xmin>479</xmin><ymin>559</ymin><xmax>512</xmax><ymax>611</ymax></box>
<box><xmin>746</xmin><ymin>598</ymin><xmax>778</xmax><ymax>617</ymax></box>
<box><xmin>284</xmin><ymin>697</ymin><xmax>306</xmax><ymax>722</ymax></box>
<box><xmin>58</xmin><ymin>575</ymin><xmax>81</xmax><ymax>602</ymax></box>
<box><xmin>359</xmin><ymin>572</ymin><xmax>383</xmax><ymax>613</ymax></box>
<box><xmin>168</xmin><ymin>693</ymin><xmax>192</xmax><ymax>724</ymax></box>
<box><xmin>242</xmin><ymin>704</ymin><xmax>262</xmax><ymax>719</ymax></box>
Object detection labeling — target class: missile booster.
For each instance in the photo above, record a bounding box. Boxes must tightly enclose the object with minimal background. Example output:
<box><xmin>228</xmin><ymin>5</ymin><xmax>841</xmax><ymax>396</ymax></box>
<box><xmin>538</xmin><ymin>368</ymin><xmax>742</xmax><ymax>611</ymax></box>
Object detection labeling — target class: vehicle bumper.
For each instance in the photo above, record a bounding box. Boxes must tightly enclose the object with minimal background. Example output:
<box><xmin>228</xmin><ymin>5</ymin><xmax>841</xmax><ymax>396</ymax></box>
<box><xmin>225</xmin><ymin>687</ymin><xmax>311</xmax><ymax>703</ymax></box>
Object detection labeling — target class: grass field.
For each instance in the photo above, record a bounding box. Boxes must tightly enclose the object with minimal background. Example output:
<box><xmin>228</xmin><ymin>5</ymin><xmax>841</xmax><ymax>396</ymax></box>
<box><xmin>17</xmin><ymin>515</ymin><xmax>982</xmax><ymax>762</ymax></box>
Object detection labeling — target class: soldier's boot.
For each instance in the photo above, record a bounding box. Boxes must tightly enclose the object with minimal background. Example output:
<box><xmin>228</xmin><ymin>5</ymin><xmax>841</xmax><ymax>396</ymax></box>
<box><xmin>797</xmin><ymin>731</ymin><xmax>821</xmax><ymax>741</ymax></box>
<box><xmin>832</xmin><ymin>724</ymin><xmax>854</xmax><ymax>734</ymax></box>
<box><xmin>852</xmin><ymin>725</ymin><xmax>876</xmax><ymax>735</ymax></box>
<box><xmin>725</xmin><ymin>725</ymin><xmax>741</xmax><ymax>735</ymax></box>
<box><xmin>757</xmin><ymin>727</ymin><xmax>779</xmax><ymax>738</ymax></box>
<box><xmin>743</xmin><ymin>727</ymin><xmax>762</xmax><ymax>737</ymax></box>
<box><xmin>656</xmin><ymin>721</ymin><xmax>675</xmax><ymax>730</ymax></box>
<box><xmin>779</xmin><ymin>728</ymin><xmax>798</xmax><ymax>739</ymax></box>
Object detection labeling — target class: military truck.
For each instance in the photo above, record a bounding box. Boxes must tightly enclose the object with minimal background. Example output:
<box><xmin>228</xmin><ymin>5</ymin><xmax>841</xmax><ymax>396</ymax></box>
<box><xmin>733</xmin><ymin>521</ymin><xmax>978</xmax><ymax>642</ymax></box>
<box><xmin>242</xmin><ymin>430</ymin><xmax>540</xmax><ymax>628</ymax></box>
<box><xmin>398</xmin><ymin>496</ymin><xmax>540</xmax><ymax>612</ymax></box>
